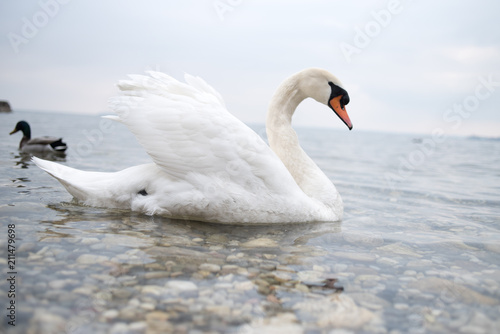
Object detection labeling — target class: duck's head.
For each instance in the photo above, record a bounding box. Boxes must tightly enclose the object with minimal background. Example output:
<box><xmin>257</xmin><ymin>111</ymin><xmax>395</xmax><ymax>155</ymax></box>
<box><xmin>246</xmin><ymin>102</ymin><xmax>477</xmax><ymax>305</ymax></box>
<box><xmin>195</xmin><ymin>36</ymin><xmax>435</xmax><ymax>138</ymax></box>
<box><xmin>10</xmin><ymin>121</ymin><xmax>31</xmax><ymax>138</ymax></box>
<box><xmin>297</xmin><ymin>68</ymin><xmax>352</xmax><ymax>130</ymax></box>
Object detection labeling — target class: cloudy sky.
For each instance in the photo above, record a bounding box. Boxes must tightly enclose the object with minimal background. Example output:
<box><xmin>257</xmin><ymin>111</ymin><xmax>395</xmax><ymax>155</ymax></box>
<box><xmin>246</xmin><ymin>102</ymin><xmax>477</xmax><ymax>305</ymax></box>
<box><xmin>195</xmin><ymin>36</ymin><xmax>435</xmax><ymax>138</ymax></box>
<box><xmin>1</xmin><ymin>0</ymin><xmax>499</xmax><ymax>136</ymax></box>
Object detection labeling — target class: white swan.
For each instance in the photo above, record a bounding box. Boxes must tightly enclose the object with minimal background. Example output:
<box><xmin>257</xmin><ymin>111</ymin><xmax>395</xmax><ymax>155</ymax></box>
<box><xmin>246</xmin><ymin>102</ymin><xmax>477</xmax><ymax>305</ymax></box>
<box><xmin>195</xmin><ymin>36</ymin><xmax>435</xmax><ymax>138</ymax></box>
<box><xmin>33</xmin><ymin>68</ymin><xmax>352</xmax><ymax>224</ymax></box>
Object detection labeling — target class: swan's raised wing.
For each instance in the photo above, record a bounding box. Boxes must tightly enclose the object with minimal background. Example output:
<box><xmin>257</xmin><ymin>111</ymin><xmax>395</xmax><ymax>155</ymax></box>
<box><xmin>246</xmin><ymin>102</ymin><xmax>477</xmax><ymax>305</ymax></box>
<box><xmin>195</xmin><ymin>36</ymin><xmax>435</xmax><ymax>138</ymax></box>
<box><xmin>107</xmin><ymin>71</ymin><xmax>295</xmax><ymax>192</ymax></box>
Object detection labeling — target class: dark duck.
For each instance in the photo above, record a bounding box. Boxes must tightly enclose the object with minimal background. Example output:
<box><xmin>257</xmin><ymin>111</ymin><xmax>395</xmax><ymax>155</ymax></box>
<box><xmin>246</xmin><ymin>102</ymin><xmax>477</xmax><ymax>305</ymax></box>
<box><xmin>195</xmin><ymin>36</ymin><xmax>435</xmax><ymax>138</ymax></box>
<box><xmin>10</xmin><ymin>121</ymin><xmax>67</xmax><ymax>153</ymax></box>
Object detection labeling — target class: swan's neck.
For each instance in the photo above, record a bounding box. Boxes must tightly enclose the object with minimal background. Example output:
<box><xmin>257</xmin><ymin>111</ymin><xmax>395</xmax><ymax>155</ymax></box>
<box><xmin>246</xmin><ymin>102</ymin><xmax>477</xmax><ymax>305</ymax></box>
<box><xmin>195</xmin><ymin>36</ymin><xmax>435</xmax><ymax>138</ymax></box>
<box><xmin>266</xmin><ymin>75</ymin><xmax>340</xmax><ymax>207</ymax></box>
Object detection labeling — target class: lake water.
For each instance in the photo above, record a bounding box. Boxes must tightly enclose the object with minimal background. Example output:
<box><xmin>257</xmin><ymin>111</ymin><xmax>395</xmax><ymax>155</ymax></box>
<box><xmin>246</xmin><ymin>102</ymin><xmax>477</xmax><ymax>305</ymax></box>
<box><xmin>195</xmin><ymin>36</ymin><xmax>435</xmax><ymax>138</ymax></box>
<box><xmin>1</xmin><ymin>110</ymin><xmax>499</xmax><ymax>333</ymax></box>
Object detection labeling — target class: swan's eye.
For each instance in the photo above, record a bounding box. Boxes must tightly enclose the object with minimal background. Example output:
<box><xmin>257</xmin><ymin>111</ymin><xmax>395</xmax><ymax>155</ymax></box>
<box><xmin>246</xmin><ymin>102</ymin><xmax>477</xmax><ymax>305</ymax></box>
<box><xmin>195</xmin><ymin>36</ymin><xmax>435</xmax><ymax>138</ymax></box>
<box><xmin>138</xmin><ymin>189</ymin><xmax>148</xmax><ymax>196</ymax></box>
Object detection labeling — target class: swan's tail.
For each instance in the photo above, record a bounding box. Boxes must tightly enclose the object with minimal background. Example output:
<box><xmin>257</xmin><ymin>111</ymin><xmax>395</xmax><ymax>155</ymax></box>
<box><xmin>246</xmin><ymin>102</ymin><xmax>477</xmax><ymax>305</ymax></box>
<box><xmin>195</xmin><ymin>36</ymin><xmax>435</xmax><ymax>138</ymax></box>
<box><xmin>32</xmin><ymin>157</ymin><xmax>108</xmax><ymax>201</ymax></box>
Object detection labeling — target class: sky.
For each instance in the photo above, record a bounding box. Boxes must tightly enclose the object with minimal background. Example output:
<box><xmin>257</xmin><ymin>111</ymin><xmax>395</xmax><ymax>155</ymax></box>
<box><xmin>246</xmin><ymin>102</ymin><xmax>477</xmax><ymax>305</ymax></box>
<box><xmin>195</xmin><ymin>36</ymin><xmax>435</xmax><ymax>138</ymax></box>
<box><xmin>1</xmin><ymin>0</ymin><xmax>499</xmax><ymax>137</ymax></box>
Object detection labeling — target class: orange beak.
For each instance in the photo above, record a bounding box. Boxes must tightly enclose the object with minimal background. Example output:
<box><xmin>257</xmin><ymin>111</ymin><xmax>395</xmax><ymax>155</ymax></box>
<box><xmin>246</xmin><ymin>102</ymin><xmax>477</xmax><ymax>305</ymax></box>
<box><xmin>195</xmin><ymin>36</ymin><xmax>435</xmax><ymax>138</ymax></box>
<box><xmin>329</xmin><ymin>95</ymin><xmax>352</xmax><ymax>130</ymax></box>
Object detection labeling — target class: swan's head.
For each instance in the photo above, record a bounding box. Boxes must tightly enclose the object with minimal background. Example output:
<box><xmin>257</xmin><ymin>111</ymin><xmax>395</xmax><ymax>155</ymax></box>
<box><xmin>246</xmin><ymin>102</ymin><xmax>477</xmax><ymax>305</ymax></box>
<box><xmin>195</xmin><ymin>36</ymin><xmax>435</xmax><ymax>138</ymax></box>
<box><xmin>298</xmin><ymin>68</ymin><xmax>352</xmax><ymax>130</ymax></box>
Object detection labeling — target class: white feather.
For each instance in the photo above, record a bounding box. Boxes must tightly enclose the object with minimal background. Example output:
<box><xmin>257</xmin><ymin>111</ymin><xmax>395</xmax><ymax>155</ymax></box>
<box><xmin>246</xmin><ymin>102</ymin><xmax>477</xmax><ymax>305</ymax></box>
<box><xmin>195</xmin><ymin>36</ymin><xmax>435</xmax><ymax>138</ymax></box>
<box><xmin>34</xmin><ymin>68</ymin><xmax>349</xmax><ymax>224</ymax></box>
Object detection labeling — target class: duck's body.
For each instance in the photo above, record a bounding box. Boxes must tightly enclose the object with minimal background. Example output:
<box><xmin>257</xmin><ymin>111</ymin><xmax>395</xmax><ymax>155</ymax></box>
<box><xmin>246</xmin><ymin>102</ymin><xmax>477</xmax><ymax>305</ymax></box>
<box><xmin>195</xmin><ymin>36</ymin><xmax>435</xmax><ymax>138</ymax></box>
<box><xmin>33</xmin><ymin>68</ymin><xmax>352</xmax><ymax>224</ymax></box>
<box><xmin>10</xmin><ymin>121</ymin><xmax>67</xmax><ymax>153</ymax></box>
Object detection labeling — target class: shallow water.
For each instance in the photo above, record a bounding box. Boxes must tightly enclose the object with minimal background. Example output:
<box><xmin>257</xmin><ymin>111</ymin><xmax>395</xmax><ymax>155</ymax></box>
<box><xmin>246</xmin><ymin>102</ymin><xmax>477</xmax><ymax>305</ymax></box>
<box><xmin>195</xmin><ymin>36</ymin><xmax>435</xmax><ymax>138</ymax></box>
<box><xmin>1</xmin><ymin>110</ymin><xmax>499</xmax><ymax>333</ymax></box>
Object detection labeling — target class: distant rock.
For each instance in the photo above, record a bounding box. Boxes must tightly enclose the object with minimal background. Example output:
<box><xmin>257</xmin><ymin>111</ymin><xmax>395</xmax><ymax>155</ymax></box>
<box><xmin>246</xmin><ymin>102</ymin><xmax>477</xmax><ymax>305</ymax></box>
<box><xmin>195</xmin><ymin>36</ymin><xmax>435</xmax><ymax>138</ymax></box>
<box><xmin>0</xmin><ymin>100</ymin><xmax>12</xmax><ymax>112</ymax></box>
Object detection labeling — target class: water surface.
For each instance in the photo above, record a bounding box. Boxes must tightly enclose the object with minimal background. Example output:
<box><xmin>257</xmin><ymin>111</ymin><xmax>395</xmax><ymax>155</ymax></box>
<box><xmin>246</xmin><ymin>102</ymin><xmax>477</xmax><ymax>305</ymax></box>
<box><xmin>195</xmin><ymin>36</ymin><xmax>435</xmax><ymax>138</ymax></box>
<box><xmin>1</xmin><ymin>110</ymin><xmax>499</xmax><ymax>333</ymax></box>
